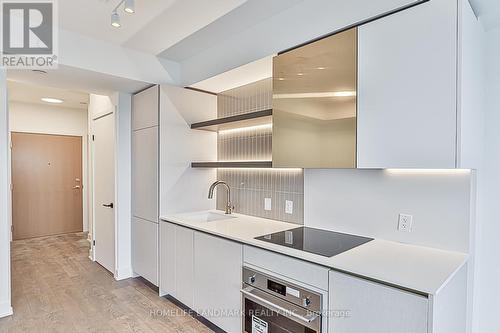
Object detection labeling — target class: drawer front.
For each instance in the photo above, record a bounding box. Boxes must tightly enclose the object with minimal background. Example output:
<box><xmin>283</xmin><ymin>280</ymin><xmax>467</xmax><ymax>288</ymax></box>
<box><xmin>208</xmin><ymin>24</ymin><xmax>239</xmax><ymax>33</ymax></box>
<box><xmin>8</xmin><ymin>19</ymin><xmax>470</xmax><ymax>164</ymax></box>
<box><xmin>244</xmin><ymin>245</ymin><xmax>329</xmax><ymax>291</ymax></box>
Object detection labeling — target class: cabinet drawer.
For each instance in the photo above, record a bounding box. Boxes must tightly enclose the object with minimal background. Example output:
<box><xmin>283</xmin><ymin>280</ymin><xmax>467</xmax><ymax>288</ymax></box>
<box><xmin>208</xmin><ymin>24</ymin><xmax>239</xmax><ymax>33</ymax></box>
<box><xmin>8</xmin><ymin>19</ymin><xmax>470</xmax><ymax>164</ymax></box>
<box><xmin>244</xmin><ymin>245</ymin><xmax>329</xmax><ymax>291</ymax></box>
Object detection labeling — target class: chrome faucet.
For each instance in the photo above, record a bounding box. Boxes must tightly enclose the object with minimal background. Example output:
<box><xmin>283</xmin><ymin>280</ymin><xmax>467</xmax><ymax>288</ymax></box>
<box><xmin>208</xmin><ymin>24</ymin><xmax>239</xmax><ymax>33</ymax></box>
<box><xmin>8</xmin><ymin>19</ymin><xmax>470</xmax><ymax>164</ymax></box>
<box><xmin>208</xmin><ymin>181</ymin><xmax>234</xmax><ymax>214</ymax></box>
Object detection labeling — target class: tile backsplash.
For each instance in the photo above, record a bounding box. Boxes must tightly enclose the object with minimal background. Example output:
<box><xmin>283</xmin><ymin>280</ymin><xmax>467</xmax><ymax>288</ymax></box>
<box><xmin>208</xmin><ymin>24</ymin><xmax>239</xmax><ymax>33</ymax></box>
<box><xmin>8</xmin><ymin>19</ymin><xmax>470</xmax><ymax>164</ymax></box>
<box><xmin>216</xmin><ymin>78</ymin><xmax>304</xmax><ymax>224</ymax></box>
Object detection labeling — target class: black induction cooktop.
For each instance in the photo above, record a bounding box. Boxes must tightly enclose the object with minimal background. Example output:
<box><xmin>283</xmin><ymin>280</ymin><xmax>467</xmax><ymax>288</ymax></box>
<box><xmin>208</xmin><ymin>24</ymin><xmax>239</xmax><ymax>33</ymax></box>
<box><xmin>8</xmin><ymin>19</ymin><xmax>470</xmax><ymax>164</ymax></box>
<box><xmin>255</xmin><ymin>227</ymin><xmax>373</xmax><ymax>258</ymax></box>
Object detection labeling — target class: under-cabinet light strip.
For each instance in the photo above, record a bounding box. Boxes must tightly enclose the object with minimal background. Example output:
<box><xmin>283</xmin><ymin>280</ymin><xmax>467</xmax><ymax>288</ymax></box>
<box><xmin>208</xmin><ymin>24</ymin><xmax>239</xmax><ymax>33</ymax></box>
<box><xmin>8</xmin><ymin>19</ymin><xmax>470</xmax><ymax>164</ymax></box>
<box><xmin>384</xmin><ymin>169</ymin><xmax>471</xmax><ymax>174</ymax></box>
<box><xmin>218</xmin><ymin>123</ymin><xmax>272</xmax><ymax>135</ymax></box>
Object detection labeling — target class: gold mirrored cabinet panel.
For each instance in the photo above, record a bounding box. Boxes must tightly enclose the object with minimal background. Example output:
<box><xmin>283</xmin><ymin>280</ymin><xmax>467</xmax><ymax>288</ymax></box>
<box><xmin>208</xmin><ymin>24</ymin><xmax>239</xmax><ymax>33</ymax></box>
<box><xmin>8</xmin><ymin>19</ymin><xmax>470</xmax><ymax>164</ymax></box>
<box><xmin>273</xmin><ymin>27</ymin><xmax>357</xmax><ymax>168</ymax></box>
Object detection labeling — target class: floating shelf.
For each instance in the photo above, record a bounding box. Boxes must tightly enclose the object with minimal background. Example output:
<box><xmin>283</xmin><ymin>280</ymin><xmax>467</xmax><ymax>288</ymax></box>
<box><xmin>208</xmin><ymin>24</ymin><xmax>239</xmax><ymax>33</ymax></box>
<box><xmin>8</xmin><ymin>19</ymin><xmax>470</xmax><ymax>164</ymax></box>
<box><xmin>190</xmin><ymin>109</ymin><xmax>272</xmax><ymax>132</ymax></box>
<box><xmin>191</xmin><ymin>161</ymin><xmax>273</xmax><ymax>168</ymax></box>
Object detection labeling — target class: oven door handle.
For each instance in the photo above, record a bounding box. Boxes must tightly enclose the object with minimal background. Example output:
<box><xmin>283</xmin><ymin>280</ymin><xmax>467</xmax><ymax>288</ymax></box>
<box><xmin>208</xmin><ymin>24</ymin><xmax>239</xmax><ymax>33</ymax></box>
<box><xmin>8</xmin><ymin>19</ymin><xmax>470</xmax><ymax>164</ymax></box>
<box><xmin>241</xmin><ymin>287</ymin><xmax>320</xmax><ymax>325</ymax></box>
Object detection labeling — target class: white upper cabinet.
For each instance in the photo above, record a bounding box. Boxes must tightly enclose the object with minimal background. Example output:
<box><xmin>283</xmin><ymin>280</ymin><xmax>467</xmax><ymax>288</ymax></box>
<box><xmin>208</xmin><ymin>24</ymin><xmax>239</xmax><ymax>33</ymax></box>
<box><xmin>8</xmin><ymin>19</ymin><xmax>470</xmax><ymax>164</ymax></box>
<box><xmin>357</xmin><ymin>0</ymin><xmax>458</xmax><ymax>168</ymax></box>
<box><xmin>132</xmin><ymin>86</ymin><xmax>159</xmax><ymax>130</ymax></box>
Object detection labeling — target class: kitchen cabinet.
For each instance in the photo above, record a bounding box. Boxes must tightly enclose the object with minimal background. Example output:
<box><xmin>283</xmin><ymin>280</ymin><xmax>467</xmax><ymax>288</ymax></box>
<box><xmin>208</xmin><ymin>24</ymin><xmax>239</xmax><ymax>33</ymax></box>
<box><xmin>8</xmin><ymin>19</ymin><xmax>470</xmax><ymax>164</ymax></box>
<box><xmin>131</xmin><ymin>217</ymin><xmax>158</xmax><ymax>285</ymax></box>
<box><xmin>357</xmin><ymin>0</ymin><xmax>457</xmax><ymax>168</ymax></box>
<box><xmin>159</xmin><ymin>222</ymin><xmax>196</xmax><ymax>308</ymax></box>
<box><xmin>174</xmin><ymin>225</ymin><xmax>195</xmax><ymax>308</ymax></box>
<box><xmin>132</xmin><ymin>126</ymin><xmax>158</xmax><ymax>223</ymax></box>
<box><xmin>329</xmin><ymin>271</ymin><xmax>428</xmax><ymax>333</ymax></box>
<box><xmin>132</xmin><ymin>86</ymin><xmax>159</xmax><ymax>130</ymax></box>
<box><xmin>132</xmin><ymin>86</ymin><xmax>159</xmax><ymax>286</ymax></box>
<box><xmin>271</xmin><ymin>0</ymin><xmax>466</xmax><ymax>169</ymax></box>
<box><xmin>272</xmin><ymin>28</ymin><xmax>357</xmax><ymax>168</ymax></box>
<box><xmin>159</xmin><ymin>221</ymin><xmax>175</xmax><ymax>296</ymax></box>
<box><xmin>194</xmin><ymin>232</ymin><xmax>242</xmax><ymax>333</ymax></box>
<box><xmin>160</xmin><ymin>221</ymin><xmax>243</xmax><ymax>331</ymax></box>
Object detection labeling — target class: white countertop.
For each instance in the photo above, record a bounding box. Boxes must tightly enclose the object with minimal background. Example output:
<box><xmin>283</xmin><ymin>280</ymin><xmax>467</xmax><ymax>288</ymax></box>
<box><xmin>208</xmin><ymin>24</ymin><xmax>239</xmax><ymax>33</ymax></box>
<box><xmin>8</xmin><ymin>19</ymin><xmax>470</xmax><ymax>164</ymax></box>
<box><xmin>161</xmin><ymin>210</ymin><xmax>468</xmax><ymax>295</ymax></box>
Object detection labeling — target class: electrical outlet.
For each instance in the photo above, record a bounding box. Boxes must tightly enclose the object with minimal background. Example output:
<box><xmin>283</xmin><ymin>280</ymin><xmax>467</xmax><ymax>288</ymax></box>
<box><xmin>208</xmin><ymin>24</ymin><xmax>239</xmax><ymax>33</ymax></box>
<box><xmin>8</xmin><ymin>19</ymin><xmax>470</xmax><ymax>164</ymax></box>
<box><xmin>398</xmin><ymin>214</ymin><xmax>413</xmax><ymax>232</ymax></box>
<box><xmin>264</xmin><ymin>198</ymin><xmax>272</xmax><ymax>211</ymax></box>
<box><xmin>285</xmin><ymin>200</ymin><xmax>294</xmax><ymax>214</ymax></box>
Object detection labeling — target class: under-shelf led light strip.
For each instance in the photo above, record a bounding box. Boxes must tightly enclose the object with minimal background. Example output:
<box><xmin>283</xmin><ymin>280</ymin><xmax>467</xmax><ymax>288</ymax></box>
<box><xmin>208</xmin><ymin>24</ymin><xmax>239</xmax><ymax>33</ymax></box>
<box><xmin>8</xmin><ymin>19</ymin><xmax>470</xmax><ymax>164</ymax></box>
<box><xmin>218</xmin><ymin>123</ymin><xmax>272</xmax><ymax>135</ymax></box>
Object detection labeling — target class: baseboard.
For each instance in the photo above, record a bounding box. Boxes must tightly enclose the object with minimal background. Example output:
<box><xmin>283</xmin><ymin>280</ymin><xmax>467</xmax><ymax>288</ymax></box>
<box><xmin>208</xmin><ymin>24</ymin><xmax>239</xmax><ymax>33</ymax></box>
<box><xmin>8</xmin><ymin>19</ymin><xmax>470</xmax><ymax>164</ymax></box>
<box><xmin>0</xmin><ymin>301</ymin><xmax>13</xmax><ymax>318</ymax></box>
<box><xmin>114</xmin><ymin>266</ymin><xmax>134</xmax><ymax>281</ymax></box>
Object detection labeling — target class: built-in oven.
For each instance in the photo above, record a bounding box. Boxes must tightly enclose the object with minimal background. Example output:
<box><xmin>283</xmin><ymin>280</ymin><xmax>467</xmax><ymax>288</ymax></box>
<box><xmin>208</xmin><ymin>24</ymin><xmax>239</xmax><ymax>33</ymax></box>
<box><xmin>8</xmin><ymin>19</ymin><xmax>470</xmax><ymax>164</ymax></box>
<box><xmin>241</xmin><ymin>267</ymin><xmax>322</xmax><ymax>333</ymax></box>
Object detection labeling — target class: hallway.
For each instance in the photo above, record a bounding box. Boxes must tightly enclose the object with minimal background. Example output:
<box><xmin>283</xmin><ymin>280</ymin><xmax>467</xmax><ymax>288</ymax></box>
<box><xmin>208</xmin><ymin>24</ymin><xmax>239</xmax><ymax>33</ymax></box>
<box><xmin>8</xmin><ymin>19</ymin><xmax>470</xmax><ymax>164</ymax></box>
<box><xmin>0</xmin><ymin>233</ymin><xmax>213</xmax><ymax>333</ymax></box>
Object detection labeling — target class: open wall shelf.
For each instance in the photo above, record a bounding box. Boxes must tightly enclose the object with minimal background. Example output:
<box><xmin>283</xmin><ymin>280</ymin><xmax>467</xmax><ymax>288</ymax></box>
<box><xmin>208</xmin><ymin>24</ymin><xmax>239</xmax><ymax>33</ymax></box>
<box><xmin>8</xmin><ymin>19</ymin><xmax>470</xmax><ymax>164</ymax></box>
<box><xmin>191</xmin><ymin>161</ymin><xmax>273</xmax><ymax>168</ymax></box>
<box><xmin>190</xmin><ymin>109</ymin><xmax>272</xmax><ymax>132</ymax></box>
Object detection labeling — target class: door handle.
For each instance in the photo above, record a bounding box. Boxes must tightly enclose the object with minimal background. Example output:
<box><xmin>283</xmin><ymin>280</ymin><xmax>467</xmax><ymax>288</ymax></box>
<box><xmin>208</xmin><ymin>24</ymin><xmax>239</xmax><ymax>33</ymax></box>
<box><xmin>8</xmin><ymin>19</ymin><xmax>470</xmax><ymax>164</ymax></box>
<box><xmin>73</xmin><ymin>185</ymin><xmax>81</xmax><ymax>189</ymax></box>
<box><xmin>102</xmin><ymin>203</ymin><xmax>114</xmax><ymax>209</ymax></box>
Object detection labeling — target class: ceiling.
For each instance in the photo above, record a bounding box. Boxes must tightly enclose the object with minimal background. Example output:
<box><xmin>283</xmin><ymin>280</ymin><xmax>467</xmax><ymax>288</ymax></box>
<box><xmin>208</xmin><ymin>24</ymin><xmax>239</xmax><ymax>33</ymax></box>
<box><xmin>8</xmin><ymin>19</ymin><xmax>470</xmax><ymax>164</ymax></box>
<box><xmin>190</xmin><ymin>56</ymin><xmax>273</xmax><ymax>93</ymax></box>
<box><xmin>7</xmin><ymin>65</ymin><xmax>151</xmax><ymax>95</ymax></box>
<box><xmin>60</xmin><ymin>0</ymin><xmax>247</xmax><ymax>55</ymax></box>
<box><xmin>8</xmin><ymin>81</ymin><xmax>89</xmax><ymax>110</ymax></box>
<box><xmin>469</xmin><ymin>0</ymin><xmax>500</xmax><ymax>30</ymax></box>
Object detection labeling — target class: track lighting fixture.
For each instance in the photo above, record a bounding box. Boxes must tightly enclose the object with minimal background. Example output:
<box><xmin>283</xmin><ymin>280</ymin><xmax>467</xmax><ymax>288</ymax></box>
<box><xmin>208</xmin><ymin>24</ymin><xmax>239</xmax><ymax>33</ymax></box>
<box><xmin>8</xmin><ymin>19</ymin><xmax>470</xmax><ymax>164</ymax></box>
<box><xmin>111</xmin><ymin>0</ymin><xmax>135</xmax><ymax>28</ymax></box>
<box><xmin>111</xmin><ymin>11</ymin><xmax>121</xmax><ymax>28</ymax></box>
<box><xmin>124</xmin><ymin>0</ymin><xmax>135</xmax><ymax>14</ymax></box>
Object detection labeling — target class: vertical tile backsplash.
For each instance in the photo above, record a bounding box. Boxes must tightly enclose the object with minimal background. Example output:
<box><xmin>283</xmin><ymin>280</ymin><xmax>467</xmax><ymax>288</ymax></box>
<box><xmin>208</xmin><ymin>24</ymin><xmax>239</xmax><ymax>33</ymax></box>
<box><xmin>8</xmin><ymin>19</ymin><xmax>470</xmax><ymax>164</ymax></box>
<box><xmin>217</xmin><ymin>79</ymin><xmax>304</xmax><ymax>224</ymax></box>
<box><xmin>217</xmin><ymin>169</ymin><xmax>304</xmax><ymax>224</ymax></box>
<box><xmin>216</xmin><ymin>78</ymin><xmax>304</xmax><ymax>224</ymax></box>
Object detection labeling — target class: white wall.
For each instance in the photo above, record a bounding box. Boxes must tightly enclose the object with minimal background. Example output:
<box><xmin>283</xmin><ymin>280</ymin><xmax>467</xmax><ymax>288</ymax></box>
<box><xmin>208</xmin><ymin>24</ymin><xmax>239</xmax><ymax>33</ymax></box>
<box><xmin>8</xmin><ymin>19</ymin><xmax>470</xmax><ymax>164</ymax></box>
<box><xmin>304</xmin><ymin>169</ymin><xmax>474</xmax><ymax>253</ymax></box>
<box><xmin>473</xmin><ymin>25</ymin><xmax>500</xmax><ymax>333</ymax></box>
<box><xmin>159</xmin><ymin>85</ymin><xmax>217</xmax><ymax>216</ymax></box>
<box><xmin>9</xmin><ymin>102</ymin><xmax>90</xmax><ymax>232</ymax></box>
<box><xmin>0</xmin><ymin>71</ymin><xmax>12</xmax><ymax>318</ymax></box>
<box><xmin>113</xmin><ymin>92</ymin><xmax>133</xmax><ymax>280</ymax></box>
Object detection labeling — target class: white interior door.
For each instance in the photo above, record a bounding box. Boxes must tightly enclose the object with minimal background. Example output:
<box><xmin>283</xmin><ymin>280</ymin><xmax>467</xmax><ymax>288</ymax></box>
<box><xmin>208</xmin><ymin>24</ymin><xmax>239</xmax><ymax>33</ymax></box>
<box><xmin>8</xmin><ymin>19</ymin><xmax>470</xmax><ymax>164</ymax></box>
<box><xmin>93</xmin><ymin>112</ymin><xmax>115</xmax><ymax>274</ymax></box>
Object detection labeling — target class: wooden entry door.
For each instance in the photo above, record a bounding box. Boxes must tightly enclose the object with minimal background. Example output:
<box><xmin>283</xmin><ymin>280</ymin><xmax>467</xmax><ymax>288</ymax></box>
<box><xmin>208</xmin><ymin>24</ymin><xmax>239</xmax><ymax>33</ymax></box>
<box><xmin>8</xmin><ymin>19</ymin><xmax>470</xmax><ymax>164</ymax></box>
<box><xmin>11</xmin><ymin>132</ymin><xmax>83</xmax><ymax>240</ymax></box>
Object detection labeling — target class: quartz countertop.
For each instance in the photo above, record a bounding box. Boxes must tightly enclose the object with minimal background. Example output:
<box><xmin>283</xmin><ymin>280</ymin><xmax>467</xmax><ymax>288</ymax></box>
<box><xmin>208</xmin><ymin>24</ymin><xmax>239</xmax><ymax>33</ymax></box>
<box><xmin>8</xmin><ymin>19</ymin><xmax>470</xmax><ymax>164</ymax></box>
<box><xmin>161</xmin><ymin>210</ymin><xmax>468</xmax><ymax>295</ymax></box>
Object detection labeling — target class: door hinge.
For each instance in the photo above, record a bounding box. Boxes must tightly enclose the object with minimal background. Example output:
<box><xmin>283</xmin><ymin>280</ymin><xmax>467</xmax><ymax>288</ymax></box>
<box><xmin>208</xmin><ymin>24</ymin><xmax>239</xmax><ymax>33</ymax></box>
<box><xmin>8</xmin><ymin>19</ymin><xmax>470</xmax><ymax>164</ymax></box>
<box><xmin>93</xmin><ymin>240</ymin><xmax>95</xmax><ymax>246</ymax></box>
<box><xmin>10</xmin><ymin>183</ymin><xmax>13</xmax><ymax>191</ymax></box>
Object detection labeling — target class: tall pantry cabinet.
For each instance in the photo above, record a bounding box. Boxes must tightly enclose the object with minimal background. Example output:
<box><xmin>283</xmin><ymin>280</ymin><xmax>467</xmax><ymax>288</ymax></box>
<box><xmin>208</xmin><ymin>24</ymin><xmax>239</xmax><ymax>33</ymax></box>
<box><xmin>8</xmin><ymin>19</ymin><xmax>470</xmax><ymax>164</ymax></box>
<box><xmin>132</xmin><ymin>86</ymin><xmax>160</xmax><ymax>286</ymax></box>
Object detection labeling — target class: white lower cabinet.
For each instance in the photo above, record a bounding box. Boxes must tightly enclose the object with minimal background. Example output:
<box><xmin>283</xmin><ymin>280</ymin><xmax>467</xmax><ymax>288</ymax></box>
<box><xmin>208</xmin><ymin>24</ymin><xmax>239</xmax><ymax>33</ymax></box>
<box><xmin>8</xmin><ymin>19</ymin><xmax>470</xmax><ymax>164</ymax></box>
<box><xmin>160</xmin><ymin>222</ymin><xmax>243</xmax><ymax>332</ymax></box>
<box><xmin>329</xmin><ymin>271</ymin><xmax>428</xmax><ymax>333</ymax></box>
<box><xmin>159</xmin><ymin>221</ymin><xmax>175</xmax><ymax>296</ymax></box>
<box><xmin>159</xmin><ymin>222</ymin><xmax>195</xmax><ymax>308</ymax></box>
<box><xmin>194</xmin><ymin>232</ymin><xmax>243</xmax><ymax>333</ymax></box>
<box><xmin>132</xmin><ymin>218</ymin><xmax>158</xmax><ymax>286</ymax></box>
<box><xmin>174</xmin><ymin>225</ymin><xmax>195</xmax><ymax>308</ymax></box>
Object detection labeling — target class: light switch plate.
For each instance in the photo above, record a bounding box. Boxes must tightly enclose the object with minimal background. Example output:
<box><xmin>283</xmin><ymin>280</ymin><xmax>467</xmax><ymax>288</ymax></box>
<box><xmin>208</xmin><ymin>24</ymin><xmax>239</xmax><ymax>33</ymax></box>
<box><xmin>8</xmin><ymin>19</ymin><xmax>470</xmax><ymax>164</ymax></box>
<box><xmin>285</xmin><ymin>200</ymin><xmax>293</xmax><ymax>214</ymax></box>
<box><xmin>264</xmin><ymin>198</ymin><xmax>272</xmax><ymax>211</ymax></box>
<box><xmin>398</xmin><ymin>214</ymin><xmax>413</xmax><ymax>232</ymax></box>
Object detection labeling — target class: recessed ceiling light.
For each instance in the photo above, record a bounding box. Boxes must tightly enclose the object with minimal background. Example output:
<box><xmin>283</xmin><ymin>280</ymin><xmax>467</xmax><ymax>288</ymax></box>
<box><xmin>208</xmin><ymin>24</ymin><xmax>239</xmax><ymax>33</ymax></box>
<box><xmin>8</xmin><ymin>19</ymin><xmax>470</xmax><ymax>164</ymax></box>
<box><xmin>278</xmin><ymin>78</ymin><xmax>285</xmax><ymax>81</ymax></box>
<box><xmin>111</xmin><ymin>11</ymin><xmax>121</xmax><ymax>28</ymax></box>
<box><xmin>297</xmin><ymin>73</ymin><xmax>304</xmax><ymax>76</ymax></box>
<box><xmin>41</xmin><ymin>97</ymin><xmax>63</xmax><ymax>104</ymax></box>
<box><xmin>316</xmin><ymin>67</ymin><xmax>326</xmax><ymax>70</ymax></box>
<box><xmin>124</xmin><ymin>0</ymin><xmax>135</xmax><ymax>13</ymax></box>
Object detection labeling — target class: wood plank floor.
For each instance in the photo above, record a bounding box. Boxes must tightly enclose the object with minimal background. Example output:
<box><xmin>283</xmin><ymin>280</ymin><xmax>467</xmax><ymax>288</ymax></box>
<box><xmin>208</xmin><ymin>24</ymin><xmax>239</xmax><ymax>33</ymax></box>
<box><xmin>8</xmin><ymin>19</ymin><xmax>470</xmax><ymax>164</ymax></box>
<box><xmin>0</xmin><ymin>233</ymin><xmax>214</xmax><ymax>333</ymax></box>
